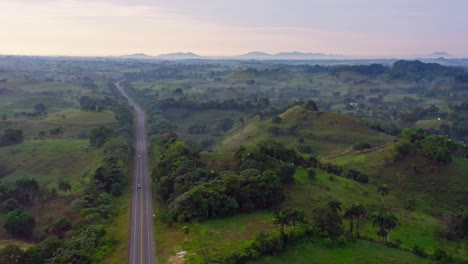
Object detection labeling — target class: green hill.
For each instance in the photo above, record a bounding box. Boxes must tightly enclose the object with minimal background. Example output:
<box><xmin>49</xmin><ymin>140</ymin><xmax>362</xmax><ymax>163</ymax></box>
<box><xmin>326</xmin><ymin>143</ymin><xmax>467</xmax><ymax>214</ymax></box>
<box><xmin>218</xmin><ymin>106</ymin><xmax>394</xmax><ymax>157</ymax></box>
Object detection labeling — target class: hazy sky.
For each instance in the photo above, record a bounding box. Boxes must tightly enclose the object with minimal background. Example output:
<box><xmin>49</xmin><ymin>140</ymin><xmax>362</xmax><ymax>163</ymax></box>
<box><xmin>1</xmin><ymin>0</ymin><xmax>467</xmax><ymax>57</ymax></box>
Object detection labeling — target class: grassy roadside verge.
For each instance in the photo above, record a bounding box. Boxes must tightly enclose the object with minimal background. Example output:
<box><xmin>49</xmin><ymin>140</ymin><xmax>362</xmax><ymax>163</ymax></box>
<box><xmin>102</xmin><ymin>191</ymin><xmax>131</xmax><ymax>264</ymax></box>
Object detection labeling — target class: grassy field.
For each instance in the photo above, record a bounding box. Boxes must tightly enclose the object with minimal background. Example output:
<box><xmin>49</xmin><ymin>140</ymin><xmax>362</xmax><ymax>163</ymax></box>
<box><xmin>0</xmin><ymin>109</ymin><xmax>117</xmax><ymax>139</ymax></box>
<box><xmin>0</xmin><ymin>139</ymin><xmax>103</xmax><ymax>191</ymax></box>
<box><xmin>326</xmin><ymin>144</ymin><xmax>468</xmax><ymax>213</ymax></box>
<box><xmin>250</xmin><ymin>239</ymin><xmax>434</xmax><ymax>264</ymax></box>
<box><xmin>416</xmin><ymin>119</ymin><xmax>451</xmax><ymax>130</ymax></box>
<box><xmin>154</xmin><ymin>208</ymin><xmax>275</xmax><ymax>263</ymax></box>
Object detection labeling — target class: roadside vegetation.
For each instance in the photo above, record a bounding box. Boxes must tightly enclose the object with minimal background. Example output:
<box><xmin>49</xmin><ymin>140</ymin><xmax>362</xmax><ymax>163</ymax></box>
<box><xmin>0</xmin><ymin>60</ymin><xmax>134</xmax><ymax>263</ymax></box>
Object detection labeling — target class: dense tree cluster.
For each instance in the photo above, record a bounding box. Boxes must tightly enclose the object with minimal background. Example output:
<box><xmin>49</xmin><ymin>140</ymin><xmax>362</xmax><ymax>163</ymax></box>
<box><xmin>89</xmin><ymin>126</ymin><xmax>115</xmax><ymax>147</ymax></box>
<box><xmin>398</xmin><ymin>128</ymin><xmax>466</xmax><ymax>163</ymax></box>
<box><xmin>0</xmin><ymin>129</ymin><xmax>24</xmax><ymax>146</ymax></box>
<box><xmin>153</xmin><ymin>135</ymin><xmax>293</xmax><ymax>222</ymax></box>
<box><xmin>390</xmin><ymin>60</ymin><xmax>463</xmax><ymax>80</ymax></box>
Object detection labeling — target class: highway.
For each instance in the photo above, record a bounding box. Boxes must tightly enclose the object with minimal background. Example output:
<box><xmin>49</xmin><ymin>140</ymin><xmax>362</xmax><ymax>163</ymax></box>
<box><xmin>115</xmin><ymin>81</ymin><xmax>156</xmax><ymax>264</ymax></box>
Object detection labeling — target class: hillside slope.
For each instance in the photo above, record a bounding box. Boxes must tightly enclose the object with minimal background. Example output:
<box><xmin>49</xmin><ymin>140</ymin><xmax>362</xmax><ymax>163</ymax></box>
<box><xmin>218</xmin><ymin>106</ymin><xmax>394</xmax><ymax>157</ymax></box>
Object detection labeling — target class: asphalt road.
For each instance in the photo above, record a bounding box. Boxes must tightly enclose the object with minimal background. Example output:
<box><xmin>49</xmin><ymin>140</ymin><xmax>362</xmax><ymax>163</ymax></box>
<box><xmin>115</xmin><ymin>82</ymin><xmax>156</xmax><ymax>264</ymax></box>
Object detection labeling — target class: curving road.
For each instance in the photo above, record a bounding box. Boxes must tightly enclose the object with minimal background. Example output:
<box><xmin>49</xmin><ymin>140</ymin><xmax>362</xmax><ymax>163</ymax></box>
<box><xmin>115</xmin><ymin>82</ymin><xmax>156</xmax><ymax>264</ymax></box>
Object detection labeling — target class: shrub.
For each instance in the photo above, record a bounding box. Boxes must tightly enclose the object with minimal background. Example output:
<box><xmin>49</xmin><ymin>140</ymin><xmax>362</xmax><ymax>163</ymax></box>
<box><xmin>355</xmin><ymin>173</ymin><xmax>369</xmax><ymax>183</ymax></box>
<box><xmin>307</xmin><ymin>168</ymin><xmax>317</xmax><ymax>179</ymax></box>
<box><xmin>353</xmin><ymin>141</ymin><xmax>372</xmax><ymax>151</ymax></box>
<box><xmin>51</xmin><ymin>218</ymin><xmax>72</xmax><ymax>238</ymax></box>
<box><xmin>433</xmin><ymin>248</ymin><xmax>450</xmax><ymax>262</ymax></box>
<box><xmin>412</xmin><ymin>245</ymin><xmax>428</xmax><ymax>258</ymax></box>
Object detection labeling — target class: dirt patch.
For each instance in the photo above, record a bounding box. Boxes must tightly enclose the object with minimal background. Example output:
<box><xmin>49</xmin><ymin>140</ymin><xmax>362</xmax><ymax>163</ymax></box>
<box><xmin>168</xmin><ymin>255</ymin><xmax>186</xmax><ymax>264</ymax></box>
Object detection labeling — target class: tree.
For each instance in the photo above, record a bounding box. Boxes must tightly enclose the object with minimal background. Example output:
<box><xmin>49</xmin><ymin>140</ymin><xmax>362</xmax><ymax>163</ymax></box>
<box><xmin>344</xmin><ymin>207</ymin><xmax>355</xmax><ymax>235</ymax></box>
<box><xmin>273</xmin><ymin>210</ymin><xmax>290</xmax><ymax>235</ymax></box>
<box><xmin>328</xmin><ymin>200</ymin><xmax>342</xmax><ymax>213</ymax></box>
<box><xmin>15</xmin><ymin>178</ymin><xmax>39</xmax><ymax>205</ymax></box>
<box><xmin>284</xmin><ymin>208</ymin><xmax>304</xmax><ymax>229</ymax></box>
<box><xmin>182</xmin><ymin>225</ymin><xmax>190</xmax><ymax>242</ymax></box>
<box><xmin>313</xmin><ymin>206</ymin><xmax>343</xmax><ymax>239</ymax></box>
<box><xmin>0</xmin><ymin>198</ymin><xmax>23</xmax><ymax>214</ymax></box>
<box><xmin>405</xmin><ymin>198</ymin><xmax>416</xmax><ymax>219</ymax></box>
<box><xmin>377</xmin><ymin>184</ymin><xmax>389</xmax><ymax>208</ymax></box>
<box><xmin>304</xmin><ymin>100</ymin><xmax>319</xmax><ymax>111</ymax></box>
<box><xmin>0</xmin><ymin>244</ymin><xmax>25</xmax><ymax>264</ymax></box>
<box><xmin>372</xmin><ymin>211</ymin><xmax>398</xmax><ymax>241</ymax></box>
<box><xmin>51</xmin><ymin>218</ymin><xmax>72</xmax><ymax>238</ymax></box>
<box><xmin>48</xmin><ymin>127</ymin><xmax>64</xmax><ymax>137</ymax></box>
<box><xmin>89</xmin><ymin>126</ymin><xmax>114</xmax><ymax>147</ymax></box>
<box><xmin>3</xmin><ymin>209</ymin><xmax>36</xmax><ymax>237</ymax></box>
<box><xmin>277</xmin><ymin>164</ymin><xmax>295</xmax><ymax>184</ymax></box>
<box><xmin>352</xmin><ymin>203</ymin><xmax>366</xmax><ymax>237</ymax></box>
<box><xmin>58</xmin><ymin>179</ymin><xmax>72</xmax><ymax>193</ymax></box>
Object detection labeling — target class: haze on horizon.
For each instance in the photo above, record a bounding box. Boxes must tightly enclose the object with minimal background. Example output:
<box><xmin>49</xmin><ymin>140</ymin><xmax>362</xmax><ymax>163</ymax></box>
<box><xmin>1</xmin><ymin>0</ymin><xmax>467</xmax><ymax>57</ymax></box>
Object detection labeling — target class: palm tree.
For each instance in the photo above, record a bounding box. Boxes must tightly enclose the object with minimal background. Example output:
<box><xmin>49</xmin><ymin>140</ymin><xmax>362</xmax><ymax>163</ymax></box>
<box><xmin>328</xmin><ymin>200</ymin><xmax>342</xmax><ymax>213</ymax></box>
<box><xmin>383</xmin><ymin>213</ymin><xmax>398</xmax><ymax>241</ymax></box>
<box><xmin>372</xmin><ymin>211</ymin><xmax>386</xmax><ymax>241</ymax></box>
<box><xmin>284</xmin><ymin>208</ymin><xmax>304</xmax><ymax>229</ymax></box>
<box><xmin>182</xmin><ymin>225</ymin><xmax>190</xmax><ymax>242</ymax></box>
<box><xmin>353</xmin><ymin>203</ymin><xmax>367</xmax><ymax>237</ymax></box>
<box><xmin>273</xmin><ymin>210</ymin><xmax>290</xmax><ymax>234</ymax></box>
<box><xmin>377</xmin><ymin>184</ymin><xmax>389</xmax><ymax>208</ymax></box>
<box><xmin>344</xmin><ymin>207</ymin><xmax>355</xmax><ymax>235</ymax></box>
<box><xmin>405</xmin><ymin>198</ymin><xmax>416</xmax><ymax>219</ymax></box>
<box><xmin>372</xmin><ymin>211</ymin><xmax>398</xmax><ymax>241</ymax></box>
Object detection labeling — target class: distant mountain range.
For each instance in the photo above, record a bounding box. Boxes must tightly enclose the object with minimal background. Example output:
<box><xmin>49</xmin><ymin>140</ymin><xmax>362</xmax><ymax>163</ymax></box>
<box><xmin>121</xmin><ymin>52</ymin><xmax>201</xmax><ymax>60</ymax></box>
<box><xmin>428</xmin><ymin>52</ymin><xmax>452</xmax><ymax>58</ymax></box>
<box><xmin>235</xmin><ymin>51</ymin><xmax>344</xmax><ymax>60</ymax></box>
<box><xmin>120</xmin><ymin>51</ymin><xmax>458</xmax><ymax>61</ymax></box>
